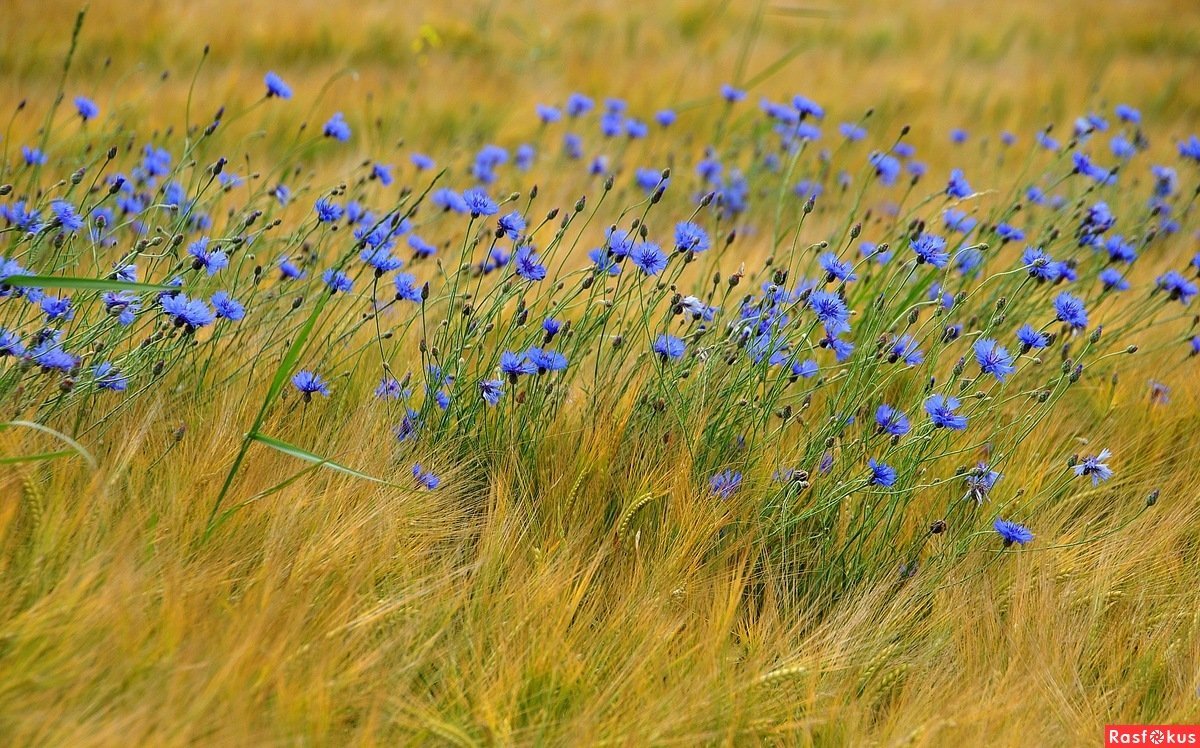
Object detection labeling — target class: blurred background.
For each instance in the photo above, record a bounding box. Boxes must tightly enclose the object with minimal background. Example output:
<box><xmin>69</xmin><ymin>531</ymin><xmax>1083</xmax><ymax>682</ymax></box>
<box><xmin>3</xmin><ymin>0</ymin><xmax>1198</xmax><ymax>170</ymax></box>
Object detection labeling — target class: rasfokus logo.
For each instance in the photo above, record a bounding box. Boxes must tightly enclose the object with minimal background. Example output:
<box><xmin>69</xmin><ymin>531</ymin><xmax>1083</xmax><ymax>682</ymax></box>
<box><xmin>1106</xmin><ymin>725</ymin><xmax>1200</xmax><ymax>746</ymax></box>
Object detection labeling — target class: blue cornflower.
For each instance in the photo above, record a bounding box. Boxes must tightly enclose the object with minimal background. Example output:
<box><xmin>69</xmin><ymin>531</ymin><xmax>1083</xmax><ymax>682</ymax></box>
<box><xmin>394</xmin><ymin>273</ymin><xmax>422</xmax><ymax>302</ymax></box>
<box><xmin>1177</xmin><ymin>135</ymin><xmax>1200</xmax><ymax>162</ymax></box>
<box><xmin>1053</xmin><ymin>292</ymin><xmax>1088</xmax><ymax>329</ymax></box>
<box><xmin>925</xmin><ymin>394</ymin><xmax>968</xmax><ymax>430</ymax></box>
<box><xmin>868</xmin><ymin>458</ymin><xmax>897</xmax><ymax>487</ymax></box>
<box><xmin>375</xmin><ymin>377</ymin><xmax>410</xmax><ymax>401</ymax></box>
<box><xmin>655</xmin><ymin>109</ymin><xmax>676</xmax><ymax>127</ymax></box>
<box><xmin>514</xmin><ymin>246</ymin><xmax>547</xmax><ymax>282</ymax></box>
<box><xmin>314</xmin><ymin>198</ymin><xmax>343</xmax><ymax>223</ymax></box>
<box><xmin>323</xmin><ymin>112</ymin><xmax>351</xmax><ymax>141</ymax></box>
<box><xmin>291</xmin><ymin>370</ymin><xmax>330</xmax><ymax>399</ymax></box>
<box><xmin>1016</xmin><ymin>323</ymin><xmax>1049</xmax><ymax>351</ymax></box>
<box><xmin>588</xmin><ymin>247</ymin><xmax>620</xmax><ymax>276</ymax></box>
<box><xmin>792</xmin><ymin>94</ymin><xmax>824</xmax><ymax>119</ymax></box>
<box><xmin>630</xmin><ymin>242</ymin><xmax>668</xmax><ymax>276</ymax></box>
<box><xmin>264</xmin><ymin>71</ymin><xmax>292</xmax><ymax>99</ymax></box>
<box><xmin>1037</xmin><ymin>131</ymin><xmax>1060</xmax><ymax>151</ymax></box>
<box><xmin>973</xmin><ymin>338</ymin><xmax>1016</xmax><ymax>381</ymax></box>
<box><xmin>430</xmin><ymin>189</ymin><xmax>467</xmax><ymax>215</ymax></box>
<box><xmin>29</xmin><ymin>336</ymin><xmax>76</xmax><ymax>372</ymax></box>
<box><xmin>720</xmin><ymin>84</ymin><xmax>746</xmax><ymax>103</ymax></box>
<box><xmin>371</xmin><ymin>163</ymin><xmax>394</xmax><ymax>186</ymax></box>
<box><xmin>1081</xmin><ymin>202</ymin><xmax>1116</xmax><ymax>240</ymax></box>
<box><xmin>890</xmin><ymin>335</ymin><xmax>924</xmax><ymax>367</ymax></box>
<box><xmin>1156</xmin><ymin>270</ymin><xmax>1197</xmax><ymax>305</ymax></box>
<box><xmin>322</xmin><ymin>269</ymin><xmax>353</xmax><ymax>294</ymax></box>
<box><xmin>995</xmin><ymin>223</ymin><xmax>1025</xmax><ymax>243</ymax></box>
<box><xmin>497</xmin><ymin>211</ymin><xmax>525</xmax><ymax>240</ymax></box>
<box><xmin>870</xmin><ymin>152</ymin><xmax>901</xmax><ymax>185</ymax></box>
<box><xmin>1021</xmin><ymin>246</ymin><xmax>1060</xmax><ymax>282</ymax></box>
<box><xmin>479</xmin><ymin>379</ymin><xmax>505</xmax><ymax>406</ymax></box>
<box><xmin>93</xmin><ymin>362</ymin><xmax>128</xmax><ymax>392</ymax></box>
<box><xmin>821</xmin><ymin>334</ymin><xmax>856</xmax><ymax>362</ymax></box>
<box><xmin>1073</xmin><ymin>449</ymin><xmax>1113</xmax><ymax>485</ymax></box>
<box><xmin>359</xmin><ymin>247</ymin><xmax>403</xmax><ymax>273</ymax></box>
<box><xmin>526</xmin><ymin>347</ymin><xmax>568</xmax><ymax>374</ymax></box>
<box><xmin>674</xmin><ymin>221</ymin><xmax>711</xmax><ymax>253</ymax></box>
<box><xmin>809</xmin><ymin>291</ymin><xmax>851</xmax><ymax>335</ymax></box>
<box><xmin>792</xmin><ymin>359</ymin><xmax>819</xmax><ymax>378</ymax></box>
<box><xmin>964</xmin><ymin>463</ymin><xmax>1001</xmax><ymax>504</ymax></box>
<box><xmin>279</xmin><ymin>256</ymin><xmax>305</xmax><ymax>280</ymax></box>
<box><xmin>102</xmin><ymin>291</ymin><xmax>140</xmax><ymax>325</ymax></box>
<box><xmin>566</xmin><ymin>93</ymin><xmax>594</xmax><ymax>117</ymax></box>
<box><xmin>1099</xmin><ymin>267</ymin><xmax>1129</xmax><ymax>291</ymax></box>
<box><xmin>1110</xmin><ymin>136</ymin><xmax>1136</xmax><ymax>159</ymax></box>
<box><xmin>22</xmin><ymin>146</ymin><xmax>47</xmax><ymax>166</ymax></box>
<box><xmin>408</xmin><ymin>235</ymin><xmax>437</xmax><ymax>259</ymax></box>
<box><xmin>41</xmin><ymin>295</ymin><xmax>74</xmax><ymax>321</ymax></box>
<box><xmin>709</xmin><ymin>470</ymin><xmax>743</xmax><ymax>499</ymax></box>
<box><xmin>187</xmin><ymin>238</ymin><xmax>229</xmax><ymax>275</ymax></box>
<box><xmin>515</xmin><ymin>144</ymin><xmax>535</xmax><ymax>170</ymax></box>
<box><xmin>680</xmin><ymin>295</ymin><xmax>717</xmax><ymax>320</ymax></box>
<box><xmin>1115</xmin><ymin>104</ymin><xmax>1141</xmax><ymax>124</ymax></box>
<box><xmin>411</xmin><ymin>153</ymin><xmax>435</xmax><ymax>170</ymax></box>
<box><xmin>211</xmin><ymin>291</ymin><xmax>245</xmax><ymax>321</ymax></box>
<box><xmin>912</xmin><ymin>232</ymin><xmax>950</xmax><ymax>268</ymax></box>
<box><xmin>625</xmin><ymin>118</ymin><xmax>648</xmax><ymax>139</ymax></box>
<box><xmin>462</xmin><ymin>188</ymin><xmax>498</xmax><ymax>217</ymax></box>
<box><xmin>160</xmin><ymin>293</ymin><xmax>215</xmax><ymax>330</ymax></box>
<box><xmin>839</xmin><ymin>123</ymin><xmax>867</xmax><ymax>141</ymax></box>
<box><xmin>500</xmin><ymin>351</ymin><xmax>536</xmax><ymax>381</ymax></box>
<box><xmin>945</xmin><ymin>169</ymin><xmax>972</xmax><ymax>199</ymax></box>
<box><xmin>653</xmin><ymin>334</ymin><xmax>686</xmax><ymax>360</ymax></box>
<box><xmin>48</xmin><ymin>200</ymin><xmax>84</xmax><ymax>233</ymax></box>
<box><xmin>1103</xmin><ymin>235</ymin><xmax>1137</xmax><ymax>264</ymax></box>
<box><xmin>273</xmin><ymin>184</ymin><xmax>291</xmax><ymax>205</ymax></box>
<box><xmin>819</xmin><ymin>252</ymin><xmax>857</xmax><ymax>283</ymax></box>
<box><xmin>994</xmin><ymin>518</ymin><xmax>1033</xmax><ymax>547</ymax></box>
<box><xmin>875</xmin><ymin>404</ymin><xmax>910</xmax><ymax>437</ymax></box>
<box><xmin>74</xmin><ymin>96</ymin><xmax>99</xmax><ymax>120</ymax></box>
<box><xmin>950</xmin><ymin>128</ymin><xmax>969</xmax><ymax>144</ymax></box>
<box><xmin>0</xmin><ymin>328</ymin><xmax>25</xmax><ymax>357</ymax></box>
<box><xmin>943</xmin><ymin>208</ymin><xmax>977</xmax><ymax>234</ymax></box>
<box><xmin>536</xmin><ymin>104</ymin><xmax>562</xmax><ymax>123</ymax></box>
<box><xmin>412</xmin><ymin>464</ymin><xmax>441</xmax><ymax>490</ymax></box>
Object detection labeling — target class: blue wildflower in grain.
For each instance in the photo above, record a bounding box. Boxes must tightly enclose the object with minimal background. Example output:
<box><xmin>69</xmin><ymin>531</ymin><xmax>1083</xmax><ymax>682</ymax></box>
<box><xmin>925</xmin><ymin>394</ymin><xmax>967</xmax><ymax>430</ymax></box>
<box><xmin>994</xmin><ymin>518</ymin><xmax>1033</xmax><ymax>547</ymax></box>
<box><xmin>291</xmin><ymin>370</ymin><xmax>330</xmax><ymax>400</ymax></box>
<box><xmin>1074</xmin><ymin>449</ymin><xmax>1113</xmax><ymax>485</ymax></box>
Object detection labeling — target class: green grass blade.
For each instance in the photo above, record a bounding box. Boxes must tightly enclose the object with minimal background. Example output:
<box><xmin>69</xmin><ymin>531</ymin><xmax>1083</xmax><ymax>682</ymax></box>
<box><xmin>0</xmin><ymin>449</ymin><xmax>77</xmax><ymax>465</ymax></box>
<box><xmin>0</xmin><ymin>421</ymin><xmax>98</xmax><ymax>469</ymax></box>
<box><xmin>250</xmin><ymin>432</ymin><xmax>392</xmax><ymax>485</ymax></box>
<box><xmin>5</xmin><ymin>275</ymin><xmax>176</xmax><ymax>293</ymax></box>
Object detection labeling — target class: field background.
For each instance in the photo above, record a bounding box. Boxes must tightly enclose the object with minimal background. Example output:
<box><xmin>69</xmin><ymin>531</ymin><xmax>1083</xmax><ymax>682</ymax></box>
<box><xmin>2</xmin><ymin>1</ymin><xmax>1200</xmax><ymax>745</ymax></box>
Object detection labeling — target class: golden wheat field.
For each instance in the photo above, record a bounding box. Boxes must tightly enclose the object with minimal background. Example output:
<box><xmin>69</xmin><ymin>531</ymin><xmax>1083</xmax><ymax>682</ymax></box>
<box><xmin>1</xmin><ymin>1</ymin><xmax>1200</xmax><ymax>745</ymax></box>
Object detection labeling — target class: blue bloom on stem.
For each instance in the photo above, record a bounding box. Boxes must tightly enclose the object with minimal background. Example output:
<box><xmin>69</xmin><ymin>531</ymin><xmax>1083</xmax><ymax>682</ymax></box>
<box><xmin>710</xmin><ymin>470</ymin><xmax>743</xmax><ymax>499</ymax></box>
<box><xmin>674</xmin><ymin>222</ymin><xmax>710</xmax><ymax>253</ymax></box>
<box><xmin>1156</xmin><ymin>270</ymin><xmax>1198</xmax><ymax>305</ymax></box>
<box><xmin>1016</xmin><ymin>324</ymin><xmax>1049</xmax><ymax>351</ymax></box>
<box><xmin>500</xmin><ymin>351</ymin><xmax>536</xmax><ymax>380</ymax></box>
<box><xmin>890</xmin><ymin>335</ymin><xmax>924</xmax><ymax>367</ymax></box>
<box><xmin>875</xmin><ymin>404</ymin><xmax>910</xmax><ymax>437</ymax></box>
<box><xmin>630</xmin><ymin>242</ymin><xmax>668</xmax><ymax>276</ymax></box>
<box><xmin>314</xmin><ymin>198</ymin><xmax>343</xmax><ymax>223</ymax></box>
<box><xmin>994</xmin><ymin>518</ymin><xmax>1033</xmax><ymax>547</ymax></box>
<box><xmin>462</xmin><ymin>188</ymin><xmax>498</xmax><ymax>217</ymax></box>
<box><xmin>323</xmin><ymin>112</ymin><xmax>351</xmax><ymax>141</ymax></box>
<box><xmin>964</xmin><ymin>463</ymin><xmax>1001</xmax><ymax>504</ymax></box>
<box><xmin>1053</xmin><ymin>292</ymin><xmax>1088</xmax><ymax>329</ymax></box>
<box><xmin>264</xmin><ymin>71</ymin><xmax>292</xmax><ymax>99</ymax></box>
<box><xmin>161</xmin><ymin>293</ymin><xmax>215</xmax><ymax>330</ymax></box>
<box><xmin>479</xmin><ymin>379</ymin><xmax>505</xmax><ymax>406</ymax></box>
<box><xmin>0</xmin><ymin>328</ymin><xmax>25</xmax><ymax>357</ymax></box>
<box><xmin>93</xmin><ymin>362</ymin><xmax>128</xmax><ymax>391</ymax></box>
<box><xmin>291</xmin><ymin>370</ymin><xmax>330</xmax><ymax>399</ymax></box>
<box><xmin>1073</xmin><ymin>449</ymin><xmax>1113</xmax><ymax>485</ymax></box>
<box><xmin>211</xmin><ymin>291</ymin><xmax>245</xmax><ymax>321</ymax></box>
<box><xmin>75</xmin><ymin>96</ymin><xmax>99</xmax><ymax>120</ymax></box>
<box><xmin>868</xmin><ymin>458</ymin><xmax>897</xmax><ymax>487</ymax></box>
<box><xmin>973</xmin><ymin>338</ymin><xmax>1016</xmax><ymax>381</ymax></box>
<box><xmin>653</xmin><ymin>334</ymin><xmax>686</xmax><ymax>360</ymax></box>
<box><xmin>819</xmin><ymin>252</ymin><xmax>857</xmax><ymax>283</ymax></box>
<box><xmin>945</xmin><ymin>168</ymin><xmax>971</xmax><ymax>198</ymax></box>
<box><xmin>526</xmin><ymin>347</ymin><xmax>568</xmax><ymax>374</ymax></box>
<box><xmin>808</xmin><ymin>291</ymin><xmax>851</xmax><ymax>335</ymax></box>
<box><xmin>322</xmin><ymin>269</ymin><xmax>353</xmax><ymax>293</ymax></box>
<box><xmin>925</xmin><ymin>394</ymin><xmax>967</xmax><ymax>430</ymax></box>
<box><xmin>412</xmin><ymin>464</ymin><xmax>441</xmax><ymax>490</ymax></box>
<box><xmin>1099</xmin><ymin>267</ymin><xmax>1129</xmax><ymax>291</ymax></box>
<box><xmin>514</xmin><ymin>246</ymin><xmax>547</xmax><ymax>281</ymax></box>
<box><xmin>912</xmin><ymin>233</ymin><xmax>949</xmax><ymax>268</ymax></box>
<box><xmin>41</xmin><ymin>295</ymin><xmax>74</xmax><ymax>321</ymax></box>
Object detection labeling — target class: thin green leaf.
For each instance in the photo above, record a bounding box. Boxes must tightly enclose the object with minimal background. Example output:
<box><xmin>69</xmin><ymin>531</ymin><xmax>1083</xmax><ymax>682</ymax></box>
<box><xmin>0</xmin><ymin>420</ymin><xmax>97</xmax><ymax>469</ymax></box>
<box><xmin>4</xmin><ymin>275</ymin><xmax>175</xmax><ymax>293</ymax></box>
<box><xmin>0</xmin><ymin>449</ymin><xmax>77</xmax><ymax>465</ymax></box>
<box><xmin>250</xmin><ymin>432</ymin><xmax>391</xmax><ymax>485</ymax></box>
